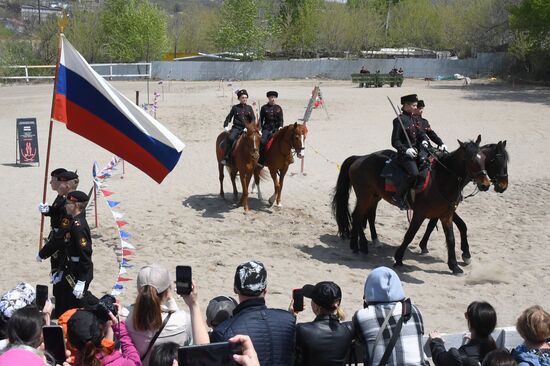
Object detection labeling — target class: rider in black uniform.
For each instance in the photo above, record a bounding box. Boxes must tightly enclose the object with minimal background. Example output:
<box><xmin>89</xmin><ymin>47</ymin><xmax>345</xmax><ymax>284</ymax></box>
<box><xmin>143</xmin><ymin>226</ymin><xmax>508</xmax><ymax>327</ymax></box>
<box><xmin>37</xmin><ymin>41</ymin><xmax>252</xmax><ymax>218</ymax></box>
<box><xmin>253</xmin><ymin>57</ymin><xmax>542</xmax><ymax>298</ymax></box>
<box><xmin>222</xmin><ymin>89</ymin><xmax>256</xmax><ymax>165</ymax></box>
<box><xmin>391</xmin><ymin>94</ymin><xmax>429</xmax><ymax>209</ymax></box>
<box><xmin>259</xmin><ymin>90</ymin><xmax>284</xmax><ymax>166</ymax></box>
<box><xmin>415</xmin><ymin>100</ymin><xmax>447</xmax><ymax>152</ymax></box>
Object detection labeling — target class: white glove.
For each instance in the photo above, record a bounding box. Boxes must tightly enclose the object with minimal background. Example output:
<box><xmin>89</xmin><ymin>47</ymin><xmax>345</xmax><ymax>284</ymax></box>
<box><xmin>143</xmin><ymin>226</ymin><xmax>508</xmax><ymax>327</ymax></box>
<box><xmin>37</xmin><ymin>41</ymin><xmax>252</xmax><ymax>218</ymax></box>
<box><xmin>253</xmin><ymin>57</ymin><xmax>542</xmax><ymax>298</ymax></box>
<box><xmin>51</xmin><ymin>271</ymin><xmax>63</xmax><ymax>285</ymax></box>
<box><xmin>278</xmin><ymin>126</ymin><xmax>283</xmax><ymax>130</ymax></box>
<box><xmin>73</xmin><ymin>280</ymin><xmax>85</xmax><ymax>299</ymax></box>
<box><xmin>224</xmin><ymin>126</ymin><xmax>231</xmax><ymax>132</ymax></box>
<box><xmin>421</xmin><ymin>140</ymin><xmax>429</xmax><ymax>149</ymax></box>
<box><xmin>38</xmin><ymin>203</ymin><xmax>50</xmax><ymax>214</ymax></box>
<box><xmin>439</xmin><ymin>144</ymin><xmax>448</xmax><ymax>152</ymax></box>
<box><xmin>35</xmin><ymin>254</ymin><xmax>43</xmax><ymax>263</ymax></box>
<box><xmin>405</xmin><ymin>148</ymin><xmax>417</xmax><ymax>158</ymax></box>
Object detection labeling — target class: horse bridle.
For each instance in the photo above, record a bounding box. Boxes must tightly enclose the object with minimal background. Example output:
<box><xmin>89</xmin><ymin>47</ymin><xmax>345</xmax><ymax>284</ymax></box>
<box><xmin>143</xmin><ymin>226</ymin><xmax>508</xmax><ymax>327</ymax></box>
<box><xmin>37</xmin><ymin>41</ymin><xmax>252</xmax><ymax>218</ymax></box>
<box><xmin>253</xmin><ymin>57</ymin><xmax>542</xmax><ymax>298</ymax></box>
<box><xmin>487</xmin><ymin>153</ymin><xmax>508</xmax><ymax>184</ymax></box>
<box><xmin>290</xmin><ymin>126</ymin><xmax>305</xmax><ymax>154</ymax></box>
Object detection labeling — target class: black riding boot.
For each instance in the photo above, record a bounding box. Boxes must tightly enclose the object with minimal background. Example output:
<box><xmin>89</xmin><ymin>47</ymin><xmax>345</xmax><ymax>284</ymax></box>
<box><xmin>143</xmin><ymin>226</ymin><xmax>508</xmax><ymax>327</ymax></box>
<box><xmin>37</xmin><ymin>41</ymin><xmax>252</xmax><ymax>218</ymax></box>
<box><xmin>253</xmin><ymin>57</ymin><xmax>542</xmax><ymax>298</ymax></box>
<box><xmin>393</xmin><ymin>181</ymin><xmax>410</xmax><ymax>210</ymax></box>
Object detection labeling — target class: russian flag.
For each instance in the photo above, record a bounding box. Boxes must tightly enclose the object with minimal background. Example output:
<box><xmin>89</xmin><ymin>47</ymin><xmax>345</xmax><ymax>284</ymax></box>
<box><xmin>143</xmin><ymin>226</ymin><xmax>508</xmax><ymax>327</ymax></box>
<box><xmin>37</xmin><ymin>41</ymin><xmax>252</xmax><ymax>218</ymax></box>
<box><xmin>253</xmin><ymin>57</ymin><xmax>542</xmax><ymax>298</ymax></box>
<box><xmin>52</xmin><ymin>35</ymin><xmax>184</xmax><ymax>183</ymax></box>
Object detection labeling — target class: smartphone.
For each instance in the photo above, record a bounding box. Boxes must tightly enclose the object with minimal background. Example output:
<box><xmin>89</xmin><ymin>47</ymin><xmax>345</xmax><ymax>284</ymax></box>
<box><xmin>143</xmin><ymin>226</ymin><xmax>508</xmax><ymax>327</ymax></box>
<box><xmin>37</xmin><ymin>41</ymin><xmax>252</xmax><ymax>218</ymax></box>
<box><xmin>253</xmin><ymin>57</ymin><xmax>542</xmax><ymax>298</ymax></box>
<box><xmin>178</xmin><ymin>342</ymin><xmax>242</xmax><ymax>366</ymax></box>
<box><xmin>43</xmin><ymin>325</ymin><xmax>66</xmax><ymax>364</ymax></box>
<box><xmin>36</xmin><ymin>284</ymin><xmax>48</xmax><ymax>310</ymax></box>
<box><xmin>292</xmin><ymin>288</ymin><xmax>304</xmax><ymax>312</ymax></box>
<box><xmin>176</xmin><ymin>265</ymin><xmax>192</xmax><ymax>296</ymax></box>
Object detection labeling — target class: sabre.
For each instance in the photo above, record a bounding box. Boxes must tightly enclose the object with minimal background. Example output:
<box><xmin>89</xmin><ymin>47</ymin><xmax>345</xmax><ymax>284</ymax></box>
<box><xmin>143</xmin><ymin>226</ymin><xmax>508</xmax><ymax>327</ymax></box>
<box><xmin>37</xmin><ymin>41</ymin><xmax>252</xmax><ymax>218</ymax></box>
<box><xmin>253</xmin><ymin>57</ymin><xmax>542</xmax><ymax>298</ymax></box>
<box><xmin>387</xmin><ymin>96</ymin><xmax>413</xmax><ymax>149</ymax></box>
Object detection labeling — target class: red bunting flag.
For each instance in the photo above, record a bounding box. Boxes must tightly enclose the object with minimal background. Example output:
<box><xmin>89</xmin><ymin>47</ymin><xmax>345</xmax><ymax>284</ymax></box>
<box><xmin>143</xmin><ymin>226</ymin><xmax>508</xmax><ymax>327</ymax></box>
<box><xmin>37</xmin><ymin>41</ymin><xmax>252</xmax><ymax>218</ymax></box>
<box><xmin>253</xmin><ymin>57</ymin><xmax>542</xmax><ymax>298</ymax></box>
<box><xmin>122</xmin><ymin>249</ymin><xmax>135</xmax><ymax>257</ymax></box>
<box><xmin>101</xmin><ymin>189</ymin><xmax>114</xmax><ymax>196</ymax></box>
<box><xmin>117</xmin><ymin>276</ymin><xmax>131</xmax><ymax>282</ymax></box>
<box><xmin>116</xmin><ymin>220</ymin><xmax>128</xmax><ymax>228</ymax></box>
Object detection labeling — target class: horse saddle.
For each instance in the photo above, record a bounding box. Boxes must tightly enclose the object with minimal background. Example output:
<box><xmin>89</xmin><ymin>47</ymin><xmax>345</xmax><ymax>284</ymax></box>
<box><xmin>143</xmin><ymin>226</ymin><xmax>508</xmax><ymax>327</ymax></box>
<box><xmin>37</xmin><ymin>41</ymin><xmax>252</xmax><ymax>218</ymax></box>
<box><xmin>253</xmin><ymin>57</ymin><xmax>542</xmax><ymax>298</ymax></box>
<box><xmin>381</xmin><ymin>156</ymin><xmax>432</xmax><ymax>194</ymax></box>
<box><xmin>264</xmin><ymin>137</ymin><xmax>275</xmax><ymax>153</ymax></box>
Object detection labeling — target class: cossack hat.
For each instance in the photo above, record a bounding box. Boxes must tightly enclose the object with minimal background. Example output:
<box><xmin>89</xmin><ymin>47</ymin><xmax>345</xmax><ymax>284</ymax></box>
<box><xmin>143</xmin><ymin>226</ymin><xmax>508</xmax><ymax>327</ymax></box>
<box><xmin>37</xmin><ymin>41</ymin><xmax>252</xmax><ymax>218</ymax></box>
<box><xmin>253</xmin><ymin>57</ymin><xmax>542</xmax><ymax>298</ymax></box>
<box><xmin>417</xmin><ymin>100</ymin><xmax>425</xmax><ymax>108</ymax></box>
<box><xmin>234</xmin><ymin>260</ymin><xmax>267</xmax><ymax>296</ymax></box>
<box><xmin>66</xmin><ymin>191</ymin><xmax>89</xmax><ymax>203</ymax></box>
<box><xmin>302</xmin><ymin>281</ymin><xmax>342</xmax><ymax>310</ymax></box>
<box><xmin>236</xmin><ymin>89</ymin><xmax>249</xmax><ymax>98</ymax></box>
<box><xmin>266</xmin><ymin>91</ymin><xmax>278</xmax><ymax>98</ymax></box>
<box><xmin>50</xmin><ymin>168</ymin><xmax>67</xmax><ymax>177</ymax></box>
<box><xmin>58</xmin><ymin>171</ymin><xmax>79</xmax><ymax>182</ymax></box>
<box><xmin>400</xmin><ymin>94</ymin><xmax>418</xmax><ymax>105</ymax></box>
<box><xmin>137</xmin><ymin>264</ymin><xmax>171</xmax><ymax>293</ymax></box>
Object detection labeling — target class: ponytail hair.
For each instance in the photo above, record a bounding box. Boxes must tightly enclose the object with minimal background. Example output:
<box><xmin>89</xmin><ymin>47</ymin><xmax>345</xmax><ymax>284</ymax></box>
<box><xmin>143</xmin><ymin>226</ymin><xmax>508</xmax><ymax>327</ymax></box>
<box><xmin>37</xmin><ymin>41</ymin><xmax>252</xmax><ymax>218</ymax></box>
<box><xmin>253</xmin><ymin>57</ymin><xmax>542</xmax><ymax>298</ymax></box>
<box><xmin>466</xmin><ymin>301</ymin><xmax>497</xmax><ymax>359</ymax></box>
<box><xmin>81</xmin><ymin>340</ymin><xmax>101</xmax><ymax>366</ymax></box>
<box><xmin>133</xmin><ymin>285</ymin><xmax>167</xmax><ymax>332</ymax></box>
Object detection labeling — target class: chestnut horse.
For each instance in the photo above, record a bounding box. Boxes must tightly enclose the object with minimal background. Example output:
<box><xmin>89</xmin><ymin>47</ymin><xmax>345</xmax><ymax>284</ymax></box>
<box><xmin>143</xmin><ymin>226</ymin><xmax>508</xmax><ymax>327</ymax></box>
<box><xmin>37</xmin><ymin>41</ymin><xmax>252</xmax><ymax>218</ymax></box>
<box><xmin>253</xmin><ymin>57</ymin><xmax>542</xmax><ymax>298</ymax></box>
<box><xmin>332</xmin><ymin>135</ymin><xmax>491</xmax><ymax>274</ymax></box>
<box><xmin>417</xmin><ymin>141</ymin><xmax>509</xmax><ymax>260</ymax></box>
<box><xmin>252</xmin><ymin>122</ymin><xmax>307</xmax><ymax>207</ymax></box>
<box><xmin>216</xmin><ymin>123</ymin><xmax>261</xmax><ymax>211</ymax></box>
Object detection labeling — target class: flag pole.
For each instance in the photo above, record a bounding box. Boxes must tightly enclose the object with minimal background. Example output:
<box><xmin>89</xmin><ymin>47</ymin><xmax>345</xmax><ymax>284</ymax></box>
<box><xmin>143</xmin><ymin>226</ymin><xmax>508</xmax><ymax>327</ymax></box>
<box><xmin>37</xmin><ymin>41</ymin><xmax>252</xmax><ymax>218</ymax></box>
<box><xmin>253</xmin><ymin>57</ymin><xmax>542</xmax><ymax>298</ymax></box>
<box><xmin>39</xmin><ymin>13</ymin><xmax>67</xmax><ymax>251</ymax></box>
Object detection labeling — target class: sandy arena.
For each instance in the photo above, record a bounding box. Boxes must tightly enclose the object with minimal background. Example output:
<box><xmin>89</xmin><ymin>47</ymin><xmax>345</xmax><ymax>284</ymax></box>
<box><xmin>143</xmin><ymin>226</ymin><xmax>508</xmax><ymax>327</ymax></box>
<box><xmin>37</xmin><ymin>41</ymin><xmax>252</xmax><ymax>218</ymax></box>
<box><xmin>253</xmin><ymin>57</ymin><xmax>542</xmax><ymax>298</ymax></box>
<box><xmin>1</xmin><ymin>78</ymin><xmax>549</xmax><ymax>333</ymax></box>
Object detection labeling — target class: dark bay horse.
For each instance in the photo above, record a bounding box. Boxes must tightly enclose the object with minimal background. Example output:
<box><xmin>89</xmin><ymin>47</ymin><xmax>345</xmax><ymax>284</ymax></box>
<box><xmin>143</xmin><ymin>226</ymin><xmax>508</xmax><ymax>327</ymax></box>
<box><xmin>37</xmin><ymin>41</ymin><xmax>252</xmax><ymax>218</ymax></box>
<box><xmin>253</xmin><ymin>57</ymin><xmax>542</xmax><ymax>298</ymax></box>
<box><xmin>216</xmin><ymin>123</ymin><xmax>261</xmax><ymax>211</ymax></box>
<box><xmin>418</xmin><ymin>141</ymin><xmax>509</xmax><ymax>260</ymax></box>
<box><xmin>332</xmin><ymin>135</ymin><xmax>491</xmax><ymax>274</ymax></box>
<box><xmin>252</xmin><ymin>122</ymin><xmax>307</xmax><ymax>207</ymax></box>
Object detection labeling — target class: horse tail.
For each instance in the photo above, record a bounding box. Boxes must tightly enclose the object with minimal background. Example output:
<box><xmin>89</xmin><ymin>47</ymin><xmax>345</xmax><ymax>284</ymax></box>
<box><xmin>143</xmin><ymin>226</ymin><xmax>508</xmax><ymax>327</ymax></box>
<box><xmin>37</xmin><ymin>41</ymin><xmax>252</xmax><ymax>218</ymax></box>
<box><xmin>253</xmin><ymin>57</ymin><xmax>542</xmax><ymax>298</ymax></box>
<box><xmin>332</xmin><ymin>155</ymin><xmax>359</xmax><ymax>239</ymax></box>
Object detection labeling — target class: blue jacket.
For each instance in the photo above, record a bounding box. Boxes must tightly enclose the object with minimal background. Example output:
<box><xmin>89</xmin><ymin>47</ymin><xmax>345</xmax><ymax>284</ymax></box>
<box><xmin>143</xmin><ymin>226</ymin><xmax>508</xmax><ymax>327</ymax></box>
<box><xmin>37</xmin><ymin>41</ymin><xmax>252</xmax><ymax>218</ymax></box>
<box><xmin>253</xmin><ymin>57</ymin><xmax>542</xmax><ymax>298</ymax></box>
<box><xmin>513</xmin><ymin>344</ymin><xmax>550</xmax><ymax>366</ymax></box>
<box><xmin>211</xmin><ymin>298</ymin><xmax>296</xmax><ymax>366</ymax></box>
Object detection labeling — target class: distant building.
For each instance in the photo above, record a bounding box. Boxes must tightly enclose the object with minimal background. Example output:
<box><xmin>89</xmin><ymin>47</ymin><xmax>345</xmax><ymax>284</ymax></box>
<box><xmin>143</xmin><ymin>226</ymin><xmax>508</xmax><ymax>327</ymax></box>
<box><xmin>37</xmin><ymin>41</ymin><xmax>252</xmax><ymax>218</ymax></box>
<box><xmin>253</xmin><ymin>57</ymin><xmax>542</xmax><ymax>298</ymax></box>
<box><xmin>21</xmin><ymin>4</ymin><xmax>65</xmax><ymax>22</ymax></box>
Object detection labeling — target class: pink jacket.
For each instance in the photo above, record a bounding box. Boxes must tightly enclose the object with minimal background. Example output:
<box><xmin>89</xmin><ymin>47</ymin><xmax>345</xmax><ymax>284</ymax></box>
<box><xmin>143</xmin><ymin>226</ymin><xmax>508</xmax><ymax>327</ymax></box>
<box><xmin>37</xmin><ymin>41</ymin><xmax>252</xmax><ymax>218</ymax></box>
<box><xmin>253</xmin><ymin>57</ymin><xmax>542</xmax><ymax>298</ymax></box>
<box><xmin>95</xmin><ymin>321</ymin><xmax>141</xmax><ymax>366</ymax></box>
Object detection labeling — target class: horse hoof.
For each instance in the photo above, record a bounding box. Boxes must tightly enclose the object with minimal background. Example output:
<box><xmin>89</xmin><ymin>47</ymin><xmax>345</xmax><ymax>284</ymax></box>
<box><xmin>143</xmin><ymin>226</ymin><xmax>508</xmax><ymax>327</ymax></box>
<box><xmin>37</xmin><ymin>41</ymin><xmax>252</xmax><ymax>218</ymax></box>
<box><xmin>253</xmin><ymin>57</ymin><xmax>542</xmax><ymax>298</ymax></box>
<box><xmin>462</xmin><ymin>255</ymin><xmax>472</xmax><ymax>265</ymax></box>
<box><xmin>275</xmin><ymin>203</ymin><xmax>283</xmax><ymax>208</ymax></box>
<box><xmin>393</xmin><ymin>261</ymin><xmax>403</xmax><ymax>268</ymax></box>
<box><xmin>372</xmin><ymin>238</ymin><xmax>382</xmax><ymax>248</ymax></box>
<box><xmin>420</xmin><ymin>247</ymin><xmax>429</xmax><ymax>254</ymax></box>
<box><xmin>451</xmin><ymin>266</ymin><xmax>464</xmax><ymax>275</ymax></box>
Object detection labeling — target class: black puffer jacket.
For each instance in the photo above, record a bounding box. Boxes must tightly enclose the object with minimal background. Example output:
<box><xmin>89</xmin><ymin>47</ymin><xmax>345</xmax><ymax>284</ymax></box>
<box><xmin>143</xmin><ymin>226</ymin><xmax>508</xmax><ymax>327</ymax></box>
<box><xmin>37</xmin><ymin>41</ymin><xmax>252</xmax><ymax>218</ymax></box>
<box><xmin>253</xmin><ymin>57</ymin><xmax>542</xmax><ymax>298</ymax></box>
<box><xmin>210</xmin><ymin>298</ymin><xmax>296</xmax><ymax>366</ymax></box>
<box><xmin>295</xmin><ymin>315</ymin><xmax>355</xmax><ymax>366</ymax></box>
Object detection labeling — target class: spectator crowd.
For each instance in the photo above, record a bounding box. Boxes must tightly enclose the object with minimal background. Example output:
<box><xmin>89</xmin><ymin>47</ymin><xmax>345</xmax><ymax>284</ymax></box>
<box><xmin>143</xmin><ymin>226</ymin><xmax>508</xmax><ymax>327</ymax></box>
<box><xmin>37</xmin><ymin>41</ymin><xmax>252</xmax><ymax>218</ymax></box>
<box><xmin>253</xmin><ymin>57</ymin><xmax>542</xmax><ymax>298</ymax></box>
<box><xmin>0</xmin><ymin>261</ymin><xmax>548</xmax><ymax>366</ymax></box>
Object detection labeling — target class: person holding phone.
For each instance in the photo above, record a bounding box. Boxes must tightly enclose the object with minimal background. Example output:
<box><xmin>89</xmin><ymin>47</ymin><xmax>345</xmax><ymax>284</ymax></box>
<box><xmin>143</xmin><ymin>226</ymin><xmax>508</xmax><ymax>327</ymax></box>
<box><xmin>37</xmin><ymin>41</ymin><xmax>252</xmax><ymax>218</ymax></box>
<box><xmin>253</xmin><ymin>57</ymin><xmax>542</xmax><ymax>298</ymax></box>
<box><xmin>125</xmin><ymin>264</ymin><xmax>209</xmax><ymax>366</ymax></box>
<box><xmin>210</xmin><ymin>260</ymin><xmax>296</xmax><ymax>366</ymax></box>
<box><xmin>291</xmin><ymin>281</ymin><xmax>355</xmax><ymax>366</ymax></box>
<box><xmin>67</xmin><ymin>308</ymin><xmax>140</xmax><ymax>366</ymax></box>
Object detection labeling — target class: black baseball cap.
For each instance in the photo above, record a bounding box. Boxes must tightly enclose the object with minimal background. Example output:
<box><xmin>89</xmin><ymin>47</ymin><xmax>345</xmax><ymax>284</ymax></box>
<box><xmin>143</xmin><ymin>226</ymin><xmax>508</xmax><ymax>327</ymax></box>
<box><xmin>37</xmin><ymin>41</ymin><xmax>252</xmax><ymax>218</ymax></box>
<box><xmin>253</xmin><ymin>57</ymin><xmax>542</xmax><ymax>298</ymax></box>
<box><xmin>206</xmin><ymin>296</ymin><xmax>238</xmax><ymax>327</ymax></box>
<box><xmin>302</xmin><ymin>281</ymin><xmax>342</xmax><ymax>310</ymax></box>
<box><xmin>67</xmin><ymin>310</ymin><xmax>103</xmax><ymax>349</ymax></box>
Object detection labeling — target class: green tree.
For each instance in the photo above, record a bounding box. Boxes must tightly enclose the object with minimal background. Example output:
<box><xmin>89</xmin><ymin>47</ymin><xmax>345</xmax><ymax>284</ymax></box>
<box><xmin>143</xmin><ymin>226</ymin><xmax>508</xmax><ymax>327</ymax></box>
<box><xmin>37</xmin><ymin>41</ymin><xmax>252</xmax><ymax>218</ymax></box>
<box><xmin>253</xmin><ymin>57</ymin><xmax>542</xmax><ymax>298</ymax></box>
<box><xmin>66</xmin><ymin>8</ymin><xmax>106</xmax><ymax>62</ymax></box>
<box><xmin>176</xmin><ymin>3</ymin><xmax>219</xmax><ymax>54</ymax></box>
<box><xmin>213</xmin><ymin>0</ymin><xmax>268</xmax><ymax>59</ymax></box>
<box><xmin>101</xmin><ymin>0</ymin><xmax>168</xmax><ymax>62</ymax></box>
<box><xmin>279</xmin><ymin>0</ymin><xmax>323</xmax><ymax>57</ymax></box>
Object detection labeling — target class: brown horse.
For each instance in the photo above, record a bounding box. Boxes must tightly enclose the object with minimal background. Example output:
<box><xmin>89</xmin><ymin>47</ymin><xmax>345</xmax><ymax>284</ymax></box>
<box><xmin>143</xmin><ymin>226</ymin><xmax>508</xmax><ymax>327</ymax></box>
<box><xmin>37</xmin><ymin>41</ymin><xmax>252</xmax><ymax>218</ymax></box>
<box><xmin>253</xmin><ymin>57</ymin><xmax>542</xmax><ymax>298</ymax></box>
<box><xmin>216</xmin><ymin>123</ymin><xmax>261</xmax><ymax>211</ymax></box>
<box><xmin>332</xmin><ymin>135</ymin><xmax>491</xmax><ymax>274</ymax></box>
<box><xmin>252</xmin><ymin>122</ymin><xmax>307</xmax><ymax>207</ymax></box>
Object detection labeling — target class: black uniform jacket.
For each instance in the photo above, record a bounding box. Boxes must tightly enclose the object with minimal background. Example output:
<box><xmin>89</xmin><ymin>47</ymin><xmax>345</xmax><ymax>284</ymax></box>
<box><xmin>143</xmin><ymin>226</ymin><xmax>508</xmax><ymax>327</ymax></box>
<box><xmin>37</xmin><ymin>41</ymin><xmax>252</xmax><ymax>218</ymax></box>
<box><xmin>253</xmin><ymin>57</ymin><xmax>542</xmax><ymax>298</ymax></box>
<box><xmin>295</xmin><ymin>314</ymin><xmax>355</xmax><ymax>366</ymax></box>
<box><xmin>66</xmin><ymin>212</ymin><xmax>93</xmax><ymax>284</ymax></box>
<box><xmin>418</xmin><ymin>117</ymin><xmax>443</xmax><ymax>146</ymax></box>
<box><xmin>259</xmin><ymin>103</ymin><xmax>284</xmax><ymax>131</ymax></box>
<box><xmin>391</xmin><ymin>111</ymin><xmax>428</xmax><ymax>156</ymax></box>
<box><xmin>224</xmin><ymin>104</ymin><xmax>256</xmax><ymax>129</ymax></box>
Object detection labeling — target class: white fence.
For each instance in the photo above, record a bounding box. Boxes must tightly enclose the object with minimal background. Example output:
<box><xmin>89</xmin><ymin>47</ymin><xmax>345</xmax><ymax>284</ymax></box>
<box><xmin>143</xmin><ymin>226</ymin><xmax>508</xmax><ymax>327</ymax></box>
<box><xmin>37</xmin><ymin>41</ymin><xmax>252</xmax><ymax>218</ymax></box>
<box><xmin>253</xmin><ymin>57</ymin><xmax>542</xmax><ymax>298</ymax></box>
<box><xmin>0</xmin><ymin>62</ymin><xmax>152</xmax><ymax>82</ymax></box>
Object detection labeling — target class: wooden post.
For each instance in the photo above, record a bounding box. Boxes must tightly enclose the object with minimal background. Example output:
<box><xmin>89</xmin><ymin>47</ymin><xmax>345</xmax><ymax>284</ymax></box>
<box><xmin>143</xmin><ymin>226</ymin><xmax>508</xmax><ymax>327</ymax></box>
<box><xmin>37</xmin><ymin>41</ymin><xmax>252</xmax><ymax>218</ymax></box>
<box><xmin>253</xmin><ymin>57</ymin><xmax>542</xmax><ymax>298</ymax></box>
<box><xmin>299</xmin><ymin>86</ymin><xmax>319</xmax><ymax>175</ymax></box>
<box><xmin>39</xmin><ymin>14</ymin><xmax>66</xmax><ymax>251</ymax></box>
<box><xmin>93</xmin><ymin>183</ymin><xmax>99</xmax><ymax>228</ymax></box>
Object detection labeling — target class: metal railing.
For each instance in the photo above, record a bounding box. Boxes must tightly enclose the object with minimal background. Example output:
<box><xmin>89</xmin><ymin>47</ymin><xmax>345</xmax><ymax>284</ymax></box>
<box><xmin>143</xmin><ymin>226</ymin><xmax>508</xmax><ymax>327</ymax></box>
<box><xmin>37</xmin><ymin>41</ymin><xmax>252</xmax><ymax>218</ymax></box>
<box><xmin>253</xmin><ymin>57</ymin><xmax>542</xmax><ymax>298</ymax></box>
<box><xmin>0</xmin><ymin>62</ymin><xmax>152</xmax><ymax>82</ymax></box>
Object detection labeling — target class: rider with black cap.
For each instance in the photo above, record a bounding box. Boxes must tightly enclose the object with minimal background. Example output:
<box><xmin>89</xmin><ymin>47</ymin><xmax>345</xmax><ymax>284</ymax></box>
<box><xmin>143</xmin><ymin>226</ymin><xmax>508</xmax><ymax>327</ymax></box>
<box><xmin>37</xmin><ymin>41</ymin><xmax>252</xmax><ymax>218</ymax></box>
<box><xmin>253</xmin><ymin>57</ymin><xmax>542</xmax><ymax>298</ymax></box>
<box><xmin>259</xmin><ymin>90</ymin><xmax>284</xmax><ymax>166</ymax></box>
<box><xmin>415</xmin><ymin>100</ymin><xmax>447</xmax><ymax>152</ymax></box>
<box><xmin>391</xmin><ymin>94</ymin><xmax>429</xmax><ymax>209</ymax></box>
<box><xmin>222</xmin><ymin>89</ymin><xmax>256</xmax><ymax>165</ymax></box>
